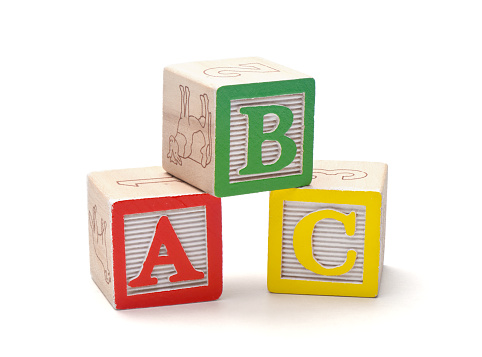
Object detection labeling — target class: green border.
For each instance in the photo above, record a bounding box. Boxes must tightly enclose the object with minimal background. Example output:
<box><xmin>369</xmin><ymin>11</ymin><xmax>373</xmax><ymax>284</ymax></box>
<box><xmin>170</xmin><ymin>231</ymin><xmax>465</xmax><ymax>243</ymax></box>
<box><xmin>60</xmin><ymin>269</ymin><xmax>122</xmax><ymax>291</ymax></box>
<box><xmin>215</xmin><ymin>78</ymin><xmax>315</xmax><ymax>197</ymax></box>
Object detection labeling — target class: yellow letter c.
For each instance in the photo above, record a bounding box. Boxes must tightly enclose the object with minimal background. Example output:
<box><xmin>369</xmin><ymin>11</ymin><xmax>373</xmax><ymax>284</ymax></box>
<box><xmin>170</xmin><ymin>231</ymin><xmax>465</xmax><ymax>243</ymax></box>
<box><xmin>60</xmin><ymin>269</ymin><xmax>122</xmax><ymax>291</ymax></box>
<box><xmin>293</xmin><ymin>209</ymin><xmax>357</xmax><ymax>276</ymax></box>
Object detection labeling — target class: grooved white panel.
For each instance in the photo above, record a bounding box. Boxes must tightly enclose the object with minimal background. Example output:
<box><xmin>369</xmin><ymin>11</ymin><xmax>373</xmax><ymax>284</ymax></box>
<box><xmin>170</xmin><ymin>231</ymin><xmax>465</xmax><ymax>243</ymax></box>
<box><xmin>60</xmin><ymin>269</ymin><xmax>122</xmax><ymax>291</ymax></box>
<box><xmin>124</xmin><ymin>206</ymin><xmax>208</xmax><ymax>296</ymax></box>
<box><xmin>229</xmin><ymin>93</ymin><xmax>305</xmax><ymax>183</ymax></box>
<box><xmin>281</xmin><ymin>201</ymin><xmax>366</xmax><ymax>283</ymax></box>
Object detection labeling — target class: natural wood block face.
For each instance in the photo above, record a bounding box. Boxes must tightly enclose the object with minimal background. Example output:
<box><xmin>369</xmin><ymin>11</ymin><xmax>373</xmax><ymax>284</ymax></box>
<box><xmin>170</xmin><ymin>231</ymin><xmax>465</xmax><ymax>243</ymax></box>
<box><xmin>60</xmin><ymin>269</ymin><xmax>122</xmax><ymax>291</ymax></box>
<box><xmin>267</xmin><ymin>160</ymin><xmax>388</xmax><ymax>297</ymax></box>
<box><xmin>162</xmin><ymin>57</ymin><xmax>315</xmax><ymax>197</ymax></box>
<box><xmin>87</xmin><ymin>167</ymin><xmax>222</xmax><ymax>309</ymax></box>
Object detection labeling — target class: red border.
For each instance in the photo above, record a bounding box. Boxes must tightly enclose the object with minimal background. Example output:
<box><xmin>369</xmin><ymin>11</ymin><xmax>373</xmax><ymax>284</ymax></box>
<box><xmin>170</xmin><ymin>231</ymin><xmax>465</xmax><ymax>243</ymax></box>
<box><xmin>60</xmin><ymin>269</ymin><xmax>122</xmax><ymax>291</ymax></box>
<box><xmin>112</xmin><ymin>194</ymin><xmax>222</xmax><ymax>309</ymax></box>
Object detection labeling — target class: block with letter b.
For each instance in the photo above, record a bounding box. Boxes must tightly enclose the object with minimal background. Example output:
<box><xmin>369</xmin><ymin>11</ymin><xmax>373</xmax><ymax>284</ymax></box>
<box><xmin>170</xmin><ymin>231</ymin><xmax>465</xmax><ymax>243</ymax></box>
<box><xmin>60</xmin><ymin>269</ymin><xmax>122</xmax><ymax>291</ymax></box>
<box><xmin>87</xmin><ymin>166</ymin><xmax>222</xmax><ymax>309</ymax></box>
<box><xmin>267</xmin><ymin>160</ymin><xmax>388</xmax><ymax>297</ymax></box>
<box><xmin>162</xmin><ymin>57</ymin><xmax>315</xmax><ymax>197</ymax></box>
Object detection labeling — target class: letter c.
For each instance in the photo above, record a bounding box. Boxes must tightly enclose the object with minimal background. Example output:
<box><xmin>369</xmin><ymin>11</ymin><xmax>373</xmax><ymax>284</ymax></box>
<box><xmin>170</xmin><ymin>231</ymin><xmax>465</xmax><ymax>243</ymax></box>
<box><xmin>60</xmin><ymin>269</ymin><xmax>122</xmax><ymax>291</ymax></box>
<box><xmin>293</xmin><ymin>209</ymin><xmax>357</xmax><ymax>276</ymax></box>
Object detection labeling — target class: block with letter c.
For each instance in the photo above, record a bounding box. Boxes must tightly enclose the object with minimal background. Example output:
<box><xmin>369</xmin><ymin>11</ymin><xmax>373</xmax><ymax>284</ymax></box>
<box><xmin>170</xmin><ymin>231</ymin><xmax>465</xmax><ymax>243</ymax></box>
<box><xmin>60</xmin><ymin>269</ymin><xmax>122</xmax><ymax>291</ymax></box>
<box><xmin>267</xmin><ymin>160</ymin><xmax>388</xmax><ymax>297</ymax></box>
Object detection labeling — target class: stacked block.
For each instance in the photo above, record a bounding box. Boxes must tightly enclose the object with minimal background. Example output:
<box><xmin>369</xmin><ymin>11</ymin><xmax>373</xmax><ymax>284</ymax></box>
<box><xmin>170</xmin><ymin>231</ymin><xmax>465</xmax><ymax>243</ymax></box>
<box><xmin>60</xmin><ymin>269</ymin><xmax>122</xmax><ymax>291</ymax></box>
<box><xmin>88</xmin><ymin>166</ymin><xmax>222</xmax><ymax>309</ymax></box>
<box><xmin>162</xmin><ymin>57</ymin><xmax>315</xmax><ymax>197</ymax></box>
<box><xmin>267</xmin><ymin>160</ymin><xmax>388</xmax><ymax>297</ymax></box>
<box><xmin>88</xmin><ymin>57</ymin><xmax>389</xmax><ymax>309</ymax></box>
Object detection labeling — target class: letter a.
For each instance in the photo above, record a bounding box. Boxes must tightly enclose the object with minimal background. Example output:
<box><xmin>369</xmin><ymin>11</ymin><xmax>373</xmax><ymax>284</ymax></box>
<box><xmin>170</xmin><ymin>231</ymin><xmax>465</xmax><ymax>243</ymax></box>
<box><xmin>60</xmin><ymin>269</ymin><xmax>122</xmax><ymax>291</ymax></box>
<box><xmin>238</xmin><ymin>105</ymin><xmax>297</xmax><ymax>175</ymax></box>
<box><xmin>128</xmin><ymin>216</ymin><xmax>204</xmax><ymax>288</ymax></box>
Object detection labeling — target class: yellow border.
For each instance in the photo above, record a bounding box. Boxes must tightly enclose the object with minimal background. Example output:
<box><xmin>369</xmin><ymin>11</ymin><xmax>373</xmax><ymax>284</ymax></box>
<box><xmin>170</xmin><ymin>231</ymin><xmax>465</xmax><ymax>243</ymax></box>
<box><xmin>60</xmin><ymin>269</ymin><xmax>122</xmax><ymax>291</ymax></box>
<box><xmin>267</xmin><ymin>188</ymin><xmax>382</xmax><ymax>297</ymax></box>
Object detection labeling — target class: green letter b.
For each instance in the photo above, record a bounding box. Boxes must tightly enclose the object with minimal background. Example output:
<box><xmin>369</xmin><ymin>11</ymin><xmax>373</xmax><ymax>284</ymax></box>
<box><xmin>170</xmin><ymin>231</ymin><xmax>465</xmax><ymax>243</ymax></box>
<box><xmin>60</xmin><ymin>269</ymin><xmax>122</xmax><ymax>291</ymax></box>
<box><xmin>238</xmin><ymin>105</ymin><xmax>297</xmax><ymax>176</ymax></box>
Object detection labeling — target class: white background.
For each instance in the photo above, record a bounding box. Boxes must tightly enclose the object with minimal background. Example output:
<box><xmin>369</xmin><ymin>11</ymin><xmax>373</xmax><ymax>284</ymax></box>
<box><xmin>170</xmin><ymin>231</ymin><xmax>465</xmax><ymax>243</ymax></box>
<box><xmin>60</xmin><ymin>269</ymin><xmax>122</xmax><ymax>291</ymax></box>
<box><xmin>1</xmin><ymin>1</ymin><xmax>481</xmax><ymax>356</ymax></box>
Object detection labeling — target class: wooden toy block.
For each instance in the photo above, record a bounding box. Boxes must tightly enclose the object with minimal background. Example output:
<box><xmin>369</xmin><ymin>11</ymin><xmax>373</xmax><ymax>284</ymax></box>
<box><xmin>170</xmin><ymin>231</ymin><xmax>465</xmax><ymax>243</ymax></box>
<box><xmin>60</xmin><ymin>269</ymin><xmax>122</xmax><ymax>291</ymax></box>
<box><xmin>162</xmin><ymin>57</ymin><xmax>315</xmax><ymax>197</ymax></box>
<box><xmin>267</xmin><ymin>160</ymin><xmax>388</xmax><ymax>297</ymax></box>
<box><xmin>87</xmin><ymin>166</ymin><xmax>222</xmax><ymax>309</ymax></box>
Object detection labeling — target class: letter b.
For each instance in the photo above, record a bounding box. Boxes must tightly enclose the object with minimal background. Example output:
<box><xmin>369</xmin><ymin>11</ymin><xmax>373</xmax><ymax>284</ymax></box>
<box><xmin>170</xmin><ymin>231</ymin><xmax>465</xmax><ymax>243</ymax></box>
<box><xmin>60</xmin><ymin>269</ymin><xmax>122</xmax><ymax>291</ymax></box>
<box><xmin>238</xmin><ymin>105</ymin><xmax>297</xmax><ymax>176</ymax></box>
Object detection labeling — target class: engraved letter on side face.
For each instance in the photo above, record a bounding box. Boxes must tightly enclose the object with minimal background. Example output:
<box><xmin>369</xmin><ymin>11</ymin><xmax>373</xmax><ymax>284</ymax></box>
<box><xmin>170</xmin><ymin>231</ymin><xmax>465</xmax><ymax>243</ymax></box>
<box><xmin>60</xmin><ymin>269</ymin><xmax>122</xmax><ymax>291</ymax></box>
<box><xmin>203</xmin><ymin>62</ymin><xmax>280</xmax><ymax>77</ymax></box>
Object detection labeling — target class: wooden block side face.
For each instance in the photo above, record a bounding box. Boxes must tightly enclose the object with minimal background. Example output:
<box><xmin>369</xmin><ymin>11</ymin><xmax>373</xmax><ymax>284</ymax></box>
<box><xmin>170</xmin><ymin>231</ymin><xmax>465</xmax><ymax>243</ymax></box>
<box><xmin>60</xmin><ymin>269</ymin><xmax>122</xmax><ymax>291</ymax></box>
<box><xmin>111</xmin><ymin>194</ymin><xmax>222</xmax><ymax>309</ymax></box>
<box><xmin>311</xmin><ymin>160</ymin><xmax>388</xmax><ymax>193</ymax></box>
<box><xmin>165</xmin><ymin>57</ymin><xmax>312</xmax><ymax>89</ymax></box>
<box><xmin>378</xmin><ymin>170</ymin><xmax>388</xmax><ymax>286</ymax></box>
<box><xmin>214</xmin><ymin>78</ymin><xmax>315</xmax><ymax>197</ymax></box>
<box><xmin>267</xmin><ymin>188</ymin><xmax>383</xmax><ymax>297</ymax></box>
<box><xmin>162</xmin><ymin>68</ymin><xmax>216</xmax><ymax>194</ymax></box>
<box><xmin>88</xmin><ymin>177</ymin><xmax>115</xmax><ymax>306</ymax></box>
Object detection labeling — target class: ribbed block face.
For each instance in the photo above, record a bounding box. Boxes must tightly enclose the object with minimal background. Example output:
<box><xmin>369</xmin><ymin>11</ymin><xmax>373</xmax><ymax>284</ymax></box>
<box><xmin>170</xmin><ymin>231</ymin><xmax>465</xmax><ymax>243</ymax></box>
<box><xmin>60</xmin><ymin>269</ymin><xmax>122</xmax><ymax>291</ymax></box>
<box><xmin>268</xmin><ymin>187</ymin><xmax>383</xmax><ymax>297</ymax></box>
<box><xmin>214</xmin><ymin>79</ymin><xmax>315</xmax><ymax>197</ymax></box>
<box><xmin>124</xmin><ymin>206</ymin><xmax>208</xmax><ymax>296</ymax></box>
<box><xmin>281</xmin><ymin>201</ymin><xmax>366</xmax><ymax>283</ymax></box>
<box><xmin>229</xmin><ymin>93</ymin><xmax>305</xmax><ymax>183</ymax></box>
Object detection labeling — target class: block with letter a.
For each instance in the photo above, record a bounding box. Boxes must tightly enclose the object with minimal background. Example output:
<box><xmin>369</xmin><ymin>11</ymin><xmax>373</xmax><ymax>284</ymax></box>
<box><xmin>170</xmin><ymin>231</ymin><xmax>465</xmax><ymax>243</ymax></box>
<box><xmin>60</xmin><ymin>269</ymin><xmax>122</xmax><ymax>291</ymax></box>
<box><xmin>87</xmin><ymin>166</ymin><xmax>222</xmax><ymax>309</ymax></box>
<box><xmin>267</xmin><ymin>160</ymin><xmax>388</xmax><ymax>297</ymax></box>
<box><xmin>162</xmin><ymin>57</ymin><xmax>315</xmax><ymax>197</ymax></box>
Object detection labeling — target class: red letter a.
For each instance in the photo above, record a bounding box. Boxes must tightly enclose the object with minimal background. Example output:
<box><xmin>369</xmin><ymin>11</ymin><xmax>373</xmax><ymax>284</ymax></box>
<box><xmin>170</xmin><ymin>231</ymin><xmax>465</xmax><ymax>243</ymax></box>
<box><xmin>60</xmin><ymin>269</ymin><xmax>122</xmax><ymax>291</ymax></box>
<box><xmin>128</xmin><ymin>216</ymin><xmax>205</xmax><ymax>288</ymax></box>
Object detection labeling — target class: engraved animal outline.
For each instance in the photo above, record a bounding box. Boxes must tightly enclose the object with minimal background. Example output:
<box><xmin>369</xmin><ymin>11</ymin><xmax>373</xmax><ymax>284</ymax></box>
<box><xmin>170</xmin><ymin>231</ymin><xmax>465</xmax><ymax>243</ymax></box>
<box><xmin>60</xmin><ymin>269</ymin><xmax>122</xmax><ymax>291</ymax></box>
<box><xmin>89</xmin><ymin>205</ymin><xmax>111</xmax><ymax>284</ymax></box>
<box><xmin>313</xmin><ymin>169</ymin><xmax>368</xmax><ymax>180</ymax></box>
<box><xmin>167</xmin><ymin>85</ymin><xmax>213</xmax><ymax>168</ymax></box>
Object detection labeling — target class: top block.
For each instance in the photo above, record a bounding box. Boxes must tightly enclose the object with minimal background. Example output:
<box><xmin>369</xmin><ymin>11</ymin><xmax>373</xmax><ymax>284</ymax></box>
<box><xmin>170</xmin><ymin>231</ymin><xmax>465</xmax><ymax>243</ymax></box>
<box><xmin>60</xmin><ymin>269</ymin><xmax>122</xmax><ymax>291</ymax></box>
<box><xmin>162</xmin><ymin>57</ymin><xmax>315</xmax><ymax>197</ymax></box>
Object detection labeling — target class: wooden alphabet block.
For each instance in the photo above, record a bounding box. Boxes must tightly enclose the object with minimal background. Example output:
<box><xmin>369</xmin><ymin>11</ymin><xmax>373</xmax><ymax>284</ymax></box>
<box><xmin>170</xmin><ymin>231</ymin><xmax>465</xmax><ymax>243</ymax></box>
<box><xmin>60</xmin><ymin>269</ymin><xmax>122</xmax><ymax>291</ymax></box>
<box><xmin>87</xmin><ymin>167</ymin><xmax>222</xmax><ymax>309</ymax></box>
<box><xmin>162</xmin><ymin>57</ymin><xmax>315</xmax><ymax>197</ymax></box>
<box><xmin>267</xmin><ymin>160</ymin><xmax>388</xmax><ymax>297</ymax></box>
